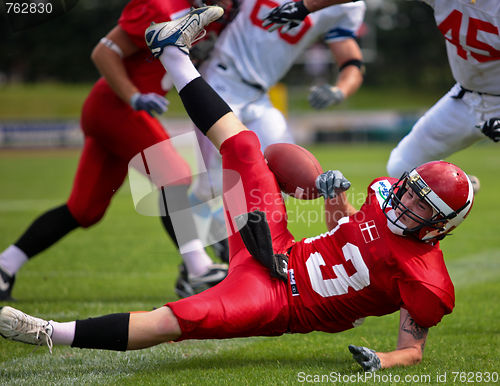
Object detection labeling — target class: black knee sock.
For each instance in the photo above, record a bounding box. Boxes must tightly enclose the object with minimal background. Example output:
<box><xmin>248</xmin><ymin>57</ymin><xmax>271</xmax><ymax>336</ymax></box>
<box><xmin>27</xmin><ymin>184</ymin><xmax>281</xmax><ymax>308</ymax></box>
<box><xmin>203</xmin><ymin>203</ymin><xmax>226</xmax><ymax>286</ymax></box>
<box><xmin>160</xmin><ymin>213</ymin><xmax>179</xmax><ymax>249</ymax></box>
<box><xmin>159</xmin><ymin>184</ymin><xmax>200</xmax><ymax>250</ymax></box>
<box><xmin>14</xmin><ymin>204</ymin><xmax>80</xmax><ymax>258</ymax></box>
<box><xmin>178</xmin><ymin>77</ymin><xmax>232</xmax><ymax>135</ymax></box>
<box><xmin>71</xmin><ymin>313</ymin><xmax>130</xmax><ymax>351</ymax></box>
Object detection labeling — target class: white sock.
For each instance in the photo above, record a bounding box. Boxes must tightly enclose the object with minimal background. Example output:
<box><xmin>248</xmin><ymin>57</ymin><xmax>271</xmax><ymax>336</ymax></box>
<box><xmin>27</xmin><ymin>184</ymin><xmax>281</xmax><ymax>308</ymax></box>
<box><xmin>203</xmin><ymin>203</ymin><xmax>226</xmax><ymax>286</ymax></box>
<box><xmin>179</xmin><ymin>239</ymin><xmax>213</xmax><ymax>277</ymax></box>
<box><xmin>0</xmin><ymin>245</ymin><xmax>28</xmax><ymax>276</ymax></box>
<box><xmin>50</xmin><ymin>320</ymin><xmax>76</xmax><ymax>346</ymax></box>
<box><xmin>160</xmin><ymin>46</ymin><xmax>200</xmax><ymax>92</ymax></box>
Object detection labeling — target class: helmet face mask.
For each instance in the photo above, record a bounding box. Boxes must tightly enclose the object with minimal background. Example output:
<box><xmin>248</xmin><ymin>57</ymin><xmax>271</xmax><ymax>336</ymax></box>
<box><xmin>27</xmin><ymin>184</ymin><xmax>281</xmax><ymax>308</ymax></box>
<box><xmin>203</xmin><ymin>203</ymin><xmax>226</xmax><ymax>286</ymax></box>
<box><xmin>383</xmin><ymin>161</ymin><xmax>474</xmax><ymax>241</ymax></box>
<box><xmin>383</xmin><ymin>174</ymin><xmax>445</xmax><ymax>237</ymax></box>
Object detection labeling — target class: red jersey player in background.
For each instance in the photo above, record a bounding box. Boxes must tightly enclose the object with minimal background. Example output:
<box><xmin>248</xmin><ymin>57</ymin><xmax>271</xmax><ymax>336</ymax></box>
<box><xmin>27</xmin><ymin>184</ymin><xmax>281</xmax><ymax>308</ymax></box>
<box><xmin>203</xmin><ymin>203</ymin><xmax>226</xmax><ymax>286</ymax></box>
<box><xmin>0</xmin><ymin>8</ymin><xmax>475</xmax><ymax>372</ymax></box>
<box><xmin>0</xmin><ymin>0</ymin><xmax>232</xmax><ymax>302</ymax></box>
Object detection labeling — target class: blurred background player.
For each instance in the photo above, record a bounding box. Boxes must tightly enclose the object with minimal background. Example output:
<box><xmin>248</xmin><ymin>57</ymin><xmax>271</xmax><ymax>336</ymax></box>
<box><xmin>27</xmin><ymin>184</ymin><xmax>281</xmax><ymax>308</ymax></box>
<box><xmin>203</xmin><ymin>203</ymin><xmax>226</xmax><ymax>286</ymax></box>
<box><xmin>385</xmin><ymin>0</ymin><xmax>499</xmax><ymax>186</ymax></box>
<box><xmin>0</xmin><ymin>8</ymin><xmax>476</xmax><ymax>371</ymax></box>
<box><xmin>188</xmin><ymin>0</ymin><xmax>365</xmax><ymax>271</ymax></box>
<box><xmin>263</xmin><ymin>0</ymin><xmax>499</xmax><ymax>190</ymax></box>
<box><xmin>0</xmin><ymin>0</ymin><xmax>229</xmax><ymax>302</ymax></box>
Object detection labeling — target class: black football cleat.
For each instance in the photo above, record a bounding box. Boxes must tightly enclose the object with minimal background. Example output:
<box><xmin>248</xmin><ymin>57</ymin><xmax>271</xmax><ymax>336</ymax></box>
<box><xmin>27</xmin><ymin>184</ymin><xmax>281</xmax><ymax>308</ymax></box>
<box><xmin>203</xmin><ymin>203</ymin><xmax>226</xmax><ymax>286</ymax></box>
<box><xmin>0</xmin><ymin>267</ymin><xmax>15</xmax><ymax>301</ymax></box>
<box><xmin>175</xmin><ymin>263</ymin><xmax>228</xmax><ymax>298</ymax></box>
<box><xmin>211</xmin><ymin>238</ymin><xmax>230</xmax><ymax>263</ymax></box>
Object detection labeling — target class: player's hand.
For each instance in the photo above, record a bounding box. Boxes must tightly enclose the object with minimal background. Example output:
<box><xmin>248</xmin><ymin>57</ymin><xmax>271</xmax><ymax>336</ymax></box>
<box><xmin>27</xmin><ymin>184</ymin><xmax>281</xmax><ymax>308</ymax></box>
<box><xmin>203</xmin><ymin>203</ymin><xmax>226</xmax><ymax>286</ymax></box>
<box><xmin>478</xmin><ymin>118</ymin><xmax>500</xmax><ymax>142</ymax></box>
<box><xmin>315</xmin><ymin>170</ymin><xmax>351</xmax><ymax>199</ymax></box>
<box><xmin>309</xmin><ymin>85</ymin><xmax>345</xmax><ymax>109</ymax></box>
<box><xmin>130</xmin><ymin>92</ymin><xmax>169</xmax><ymax>116</ymax></box>
<box><xmin>348</xmin><ymin>345</ymin><xmax>381</xmax><ymax>372</ymax></box>
<box><xmin>262</xmin><ymin>0</ymin><xmax>310</xmax><ymax>33</ymax></box>
<box><xmin>190</xmin><ymin>31</ymin><xmax>217</xmax><ymax>65</ymax></box>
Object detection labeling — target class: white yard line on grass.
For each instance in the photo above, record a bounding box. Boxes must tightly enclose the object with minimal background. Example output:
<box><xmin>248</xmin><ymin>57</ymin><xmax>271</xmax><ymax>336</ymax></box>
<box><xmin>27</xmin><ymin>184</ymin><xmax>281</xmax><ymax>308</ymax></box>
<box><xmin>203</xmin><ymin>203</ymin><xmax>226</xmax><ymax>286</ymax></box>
<box><xmin>447</xmin><ymin>248</ymin><xmax>500</xmax><ymax>289</ymax></box>
<box><xmin>0</xmin><ymin>199</ymin><xmax>59</xmax><ymax>212</ymax></box>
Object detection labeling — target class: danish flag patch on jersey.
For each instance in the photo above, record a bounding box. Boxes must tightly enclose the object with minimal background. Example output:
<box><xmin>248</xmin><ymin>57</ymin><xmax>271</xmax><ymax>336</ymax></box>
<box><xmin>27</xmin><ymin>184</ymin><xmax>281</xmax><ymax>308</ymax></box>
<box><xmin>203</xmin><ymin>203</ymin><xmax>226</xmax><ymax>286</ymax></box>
<box><xmin>359</xmin><ymin>220</ymin><xmax>379</xmax><ymax>243</ymax></box>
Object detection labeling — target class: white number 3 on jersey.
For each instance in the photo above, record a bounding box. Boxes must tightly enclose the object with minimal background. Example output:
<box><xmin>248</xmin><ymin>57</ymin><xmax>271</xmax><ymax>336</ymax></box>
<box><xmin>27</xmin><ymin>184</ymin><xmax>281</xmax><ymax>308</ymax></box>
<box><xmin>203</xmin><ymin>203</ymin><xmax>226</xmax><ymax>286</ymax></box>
<box><xmin>306</xmin><ymin>243</ymin><xmax>370</xmax><ymax>297</ymax></box>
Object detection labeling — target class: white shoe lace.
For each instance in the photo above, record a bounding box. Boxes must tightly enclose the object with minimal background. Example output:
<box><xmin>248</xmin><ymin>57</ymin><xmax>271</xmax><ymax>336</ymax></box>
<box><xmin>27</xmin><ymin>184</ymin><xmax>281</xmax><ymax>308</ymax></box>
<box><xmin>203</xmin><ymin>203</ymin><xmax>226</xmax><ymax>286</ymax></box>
<box><xmin>13</xmin><ymin>311</ymin><xmax>53</xmax><ymax>354</ymax></box>
<box><xmin>181</xmin><ymin>12</ymin><xmax>207</xmax><ymax>48</ymax></box>
<box><xmin>190</xmin><ymin>29</ymin><xmax>207</xmax><ymax>47</ymax></box>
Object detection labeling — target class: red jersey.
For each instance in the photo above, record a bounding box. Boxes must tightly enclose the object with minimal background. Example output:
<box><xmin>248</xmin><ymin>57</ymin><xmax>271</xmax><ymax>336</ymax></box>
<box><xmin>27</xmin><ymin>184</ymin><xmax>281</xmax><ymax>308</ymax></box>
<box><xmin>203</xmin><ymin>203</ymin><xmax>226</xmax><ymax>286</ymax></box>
<box><xmin>95</xmin><ymin>0</ymin><xmax>192</xmax><ymax>95</ymax></box>
<box><xmin>288</xmin><ymin>177</ymin><xmax>455</xmax><ymax>333</ymax></box>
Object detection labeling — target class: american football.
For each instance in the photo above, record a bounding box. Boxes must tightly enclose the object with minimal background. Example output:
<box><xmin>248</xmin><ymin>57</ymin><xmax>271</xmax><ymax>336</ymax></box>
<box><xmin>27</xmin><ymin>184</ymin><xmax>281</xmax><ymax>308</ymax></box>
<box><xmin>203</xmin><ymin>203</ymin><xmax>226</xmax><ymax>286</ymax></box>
<box><xmin>264</xmin><ymin>143</ymin><xmax>323</xmax><ymax>199</ymax></box>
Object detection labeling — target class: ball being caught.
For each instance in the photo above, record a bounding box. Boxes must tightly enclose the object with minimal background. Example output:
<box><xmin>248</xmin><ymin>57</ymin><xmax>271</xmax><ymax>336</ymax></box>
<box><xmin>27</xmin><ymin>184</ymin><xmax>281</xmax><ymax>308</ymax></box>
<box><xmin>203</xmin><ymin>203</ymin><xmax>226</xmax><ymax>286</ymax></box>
<box><xmin>264</xmin><ymin>143</ymin><xmax>323</xmax><ymax>200</ymax></box>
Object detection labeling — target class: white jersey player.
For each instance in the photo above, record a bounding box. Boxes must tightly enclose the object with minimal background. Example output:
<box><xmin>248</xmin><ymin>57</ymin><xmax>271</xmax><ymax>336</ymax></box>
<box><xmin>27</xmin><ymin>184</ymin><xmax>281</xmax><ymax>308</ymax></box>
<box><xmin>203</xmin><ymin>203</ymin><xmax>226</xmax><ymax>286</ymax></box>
<box><xmin>386</xmin><ymin>0</ymin><xmax>500</xmax><ymax>178</ymax></box>
<box><xmin>262</xmin><ymin>0</ymin><xmax>500</xmax><ymax>185</ymax></box>
<box><xmin>192</xmin><ymin>0</ymin><xmax>365</xmax><ymax>203</ymax></box>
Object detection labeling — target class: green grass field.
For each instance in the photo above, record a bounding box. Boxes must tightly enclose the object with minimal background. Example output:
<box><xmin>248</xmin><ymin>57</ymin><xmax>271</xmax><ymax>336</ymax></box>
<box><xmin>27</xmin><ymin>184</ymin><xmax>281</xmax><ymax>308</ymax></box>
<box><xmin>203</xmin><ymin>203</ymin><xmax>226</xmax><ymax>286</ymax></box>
<box><xmin>0</xmin><ymin>143</ymin><xmax>499</xmax><ymax>385</ymax></box>
<box><xmin>0</xmin><ymin>83</ymin><xmax>445</xmax><ymax>119</ymax></box>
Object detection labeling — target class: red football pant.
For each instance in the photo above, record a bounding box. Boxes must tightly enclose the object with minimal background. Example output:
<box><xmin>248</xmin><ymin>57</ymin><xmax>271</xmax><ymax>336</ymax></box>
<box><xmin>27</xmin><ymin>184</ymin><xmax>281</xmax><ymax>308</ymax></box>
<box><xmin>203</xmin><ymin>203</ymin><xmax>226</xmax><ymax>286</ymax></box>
<box><xmin>67</xmin><ymin>80</ymin><xmax>191</xmax><ymax>227</ymax></box>
<box><xmin>167</xmin><ymin>131</ymin><xmax>295</xmax><ymax>340</ymax></box>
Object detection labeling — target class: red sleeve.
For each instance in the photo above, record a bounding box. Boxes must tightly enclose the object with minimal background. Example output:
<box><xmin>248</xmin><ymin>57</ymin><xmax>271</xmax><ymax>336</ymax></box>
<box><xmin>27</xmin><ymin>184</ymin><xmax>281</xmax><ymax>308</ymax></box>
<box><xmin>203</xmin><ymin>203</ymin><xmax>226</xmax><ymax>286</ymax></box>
<box><xmin>399</xmin><ymin>280</ymin><xmax>454</xmax><ymax>328</ymax></box>
<box><xmin>118</xmin><ymin>0</ymin><xmax>191</xmax><ymax>48</ymax></box>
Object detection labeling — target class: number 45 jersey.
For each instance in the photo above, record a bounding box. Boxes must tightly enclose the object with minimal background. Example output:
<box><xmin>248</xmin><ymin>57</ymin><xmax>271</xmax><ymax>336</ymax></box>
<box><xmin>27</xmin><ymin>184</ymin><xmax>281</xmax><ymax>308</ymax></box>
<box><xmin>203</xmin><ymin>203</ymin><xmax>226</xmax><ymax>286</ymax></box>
<box><xmin>422</xmin><ymin>0</ymin><xmax>500</xmax><ymax>94</ymax></box>
<box><xmin>287</xmin><ymin>178</ymin><xmax>455</xmax><ymax>334</ymax></box>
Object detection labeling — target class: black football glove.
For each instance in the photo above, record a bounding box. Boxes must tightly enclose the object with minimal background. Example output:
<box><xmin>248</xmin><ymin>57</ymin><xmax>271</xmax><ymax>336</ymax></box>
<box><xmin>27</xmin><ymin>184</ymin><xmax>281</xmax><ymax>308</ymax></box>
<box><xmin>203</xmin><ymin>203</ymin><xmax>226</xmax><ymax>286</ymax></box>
<box><xmin>262</xmin><ymin>0</ymin><xmax>310</xmax><ymax>33</ymax></box>
<box><xmin>235</xmin><ymin>210</ymin><xmax>289</xmax><ymax>282</ymax></box>
<box><xmin>190</xmin><ymin>31</ymin><xmax>217</xmax><ymax>65</ymax></box>
<box><xmin>479</xmin><ymin>118</ymin><xmax>500</xmax><ymax>142</ymax></box>
<box><xmin>348</xmin><ymin>345</ymin><xmax>381</xmax><ymax>372</ymax></box>
<box><xmin>315</xmin><ymin>170</ymin><xmax>351</xmax><ymax>199</ymax></box>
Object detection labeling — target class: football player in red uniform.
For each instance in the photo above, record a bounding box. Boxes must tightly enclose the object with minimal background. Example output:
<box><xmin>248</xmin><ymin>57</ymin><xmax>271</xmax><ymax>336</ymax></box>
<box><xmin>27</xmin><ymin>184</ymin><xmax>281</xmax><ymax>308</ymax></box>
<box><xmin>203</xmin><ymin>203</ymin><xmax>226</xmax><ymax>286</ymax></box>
<box><xmin>0</xmin><ymin>0</ymin><xmax>230</xmax><ymax>302</ymax></box>
<box><xmin>0</xmin><ymin>7</ymin><xmax>475</xmax><ymax>372</ymax></box>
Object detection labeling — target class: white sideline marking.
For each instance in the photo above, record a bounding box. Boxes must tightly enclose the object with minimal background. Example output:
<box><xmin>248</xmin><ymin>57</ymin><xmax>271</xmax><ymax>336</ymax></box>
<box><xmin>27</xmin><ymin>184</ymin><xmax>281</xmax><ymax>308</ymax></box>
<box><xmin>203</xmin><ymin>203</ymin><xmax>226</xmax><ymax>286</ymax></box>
<box><xmin>0</xmin><ymin>199</ymin><xmax>59</xmax><ymax>212</ymax></box>
<box><xmin>0</xmin><ymin>336</ymin><xmax>256</xmax><ymax>383</ymax></box>
<box><xmin>0</xmin><ymin>250</ymin><xmax>497</xmax><ymax>382</ymax></box>
<box><xmin>447</xmin><ymin>249</ymin><xmax>500</xmax><ymax>289</ymax></box>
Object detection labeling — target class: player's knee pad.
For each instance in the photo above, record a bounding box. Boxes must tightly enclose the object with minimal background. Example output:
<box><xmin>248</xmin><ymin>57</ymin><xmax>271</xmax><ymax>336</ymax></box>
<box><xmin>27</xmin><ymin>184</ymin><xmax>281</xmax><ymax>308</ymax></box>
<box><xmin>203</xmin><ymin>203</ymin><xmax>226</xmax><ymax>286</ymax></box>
<box><xmin>220</xmin><ymin>131</ymin><xmax>262</xmax><ymax>163</ymax></box>
<box><xmin>68</xmin><ymin>203</ymin><xmax>107</xmax><ymax>228</ymax></box>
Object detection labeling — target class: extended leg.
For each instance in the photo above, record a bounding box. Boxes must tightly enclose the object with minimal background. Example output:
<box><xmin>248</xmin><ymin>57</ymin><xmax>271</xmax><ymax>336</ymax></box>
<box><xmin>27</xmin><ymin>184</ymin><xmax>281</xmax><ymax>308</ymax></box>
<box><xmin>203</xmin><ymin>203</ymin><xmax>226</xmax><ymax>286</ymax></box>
<box><xmin>145</xmin><ymin>8</ymin><xmax>247</xmax><ymax>149</ymax></box>
<box><xmin>387</xmin><ymin>86</ymin><xmax>483</xmax><ymax>178</ymax></box>
<box><xmin>0</xmin><ymin>305</ymin><xmax>180</xmax><ymax>352</ymax></box>
<box><xmin>0</xmin><ymin>205</ymin><xmax>79</xmax><ymax>300</ymax></box>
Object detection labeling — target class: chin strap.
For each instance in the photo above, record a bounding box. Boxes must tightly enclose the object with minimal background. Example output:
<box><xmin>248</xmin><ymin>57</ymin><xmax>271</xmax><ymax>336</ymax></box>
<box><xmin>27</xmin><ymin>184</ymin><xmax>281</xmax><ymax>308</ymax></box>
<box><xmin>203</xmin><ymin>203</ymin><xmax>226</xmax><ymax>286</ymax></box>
<box><xmin>385</xmin><ymin>209</ymin><xmax>406</xmax><ymax>236</ymax></box>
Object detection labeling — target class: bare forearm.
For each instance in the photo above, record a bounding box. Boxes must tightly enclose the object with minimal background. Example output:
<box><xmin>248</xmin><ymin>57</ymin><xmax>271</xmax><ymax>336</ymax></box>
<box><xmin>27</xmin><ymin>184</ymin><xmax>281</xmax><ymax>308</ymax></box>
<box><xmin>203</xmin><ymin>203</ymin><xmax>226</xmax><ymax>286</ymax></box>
<box><xmin>325</xmin><ymin>191</ymin><xmax>356</xmax><ymax>230</ymax></box>
<box><xmin>336</xmin><ymin>66</ymin><xmax>363</xmax><ymax>98</ymax></box>
<box><xmin>350</xmin><ymin>310</ymin><xmax>428</xmax><ymax>372</ymax></box>
<box><xmin>328</xmin><ymin>39</ymin><xmax>364</xmax><ymax>98</ymax></box>
<box><xmin>378</xmin><ymin>308</ymin><xmax>427</xmax><ymax>369</ymax></box>
<box><xmin>91</xmin><ymin>45</ymin><xmax>138</xmax><ymax>104</ymax></box>
<box><xmin>377</xmin><ymin>346</ymin><xmax>423</xmax><ymax>369</ymax></box>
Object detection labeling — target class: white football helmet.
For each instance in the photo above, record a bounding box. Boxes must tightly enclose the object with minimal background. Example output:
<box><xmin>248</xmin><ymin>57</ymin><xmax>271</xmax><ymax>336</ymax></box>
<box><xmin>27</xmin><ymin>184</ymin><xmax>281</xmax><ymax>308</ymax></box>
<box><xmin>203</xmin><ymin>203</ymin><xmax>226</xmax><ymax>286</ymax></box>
<box><xmin>383</xmin><ymin>161</ymin><xmax>474</xmax><ymax>241</ymax></box>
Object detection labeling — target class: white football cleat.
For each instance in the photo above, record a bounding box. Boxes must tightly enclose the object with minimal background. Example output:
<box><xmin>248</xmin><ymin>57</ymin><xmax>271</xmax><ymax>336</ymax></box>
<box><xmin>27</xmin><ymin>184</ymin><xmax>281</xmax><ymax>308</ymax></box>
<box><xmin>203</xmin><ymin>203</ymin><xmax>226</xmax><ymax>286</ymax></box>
<box><xmin>145</xmin><ymin>6</ymin><xmax>224</xmax><ymax>57</ymax></box>
<box><xmin>0</xmin><ymin>306</ymin><xmax>53</xmax><ymax>353</ymax></box>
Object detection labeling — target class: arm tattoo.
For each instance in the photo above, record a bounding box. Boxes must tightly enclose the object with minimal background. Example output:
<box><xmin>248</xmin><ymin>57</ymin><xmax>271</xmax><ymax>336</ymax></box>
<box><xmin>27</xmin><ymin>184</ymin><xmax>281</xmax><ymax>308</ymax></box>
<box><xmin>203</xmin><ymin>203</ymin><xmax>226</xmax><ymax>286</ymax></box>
<box><xmin>402</xmin><ymin>313</ymin><xmax>428</xmax><ymax>340</ymax></box>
